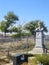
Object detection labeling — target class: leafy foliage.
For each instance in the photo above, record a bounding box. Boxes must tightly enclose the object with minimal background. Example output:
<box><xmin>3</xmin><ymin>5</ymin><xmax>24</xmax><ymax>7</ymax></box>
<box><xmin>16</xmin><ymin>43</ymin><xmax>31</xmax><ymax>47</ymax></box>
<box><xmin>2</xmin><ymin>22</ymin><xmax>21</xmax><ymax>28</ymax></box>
<box><xmin>10</xmin><ymin>26</ymin><xmax>18</xmax><ymax>32</ymax></box>
<box><xmin>24</xmin><ymin>20</ymin><xmax>48</xmax><ymax>36</ymax></box>
<box><xmin>0</xmin><ymin>21</ymin><xmax>8</xmax><ymax>32</ymax></box>
<box><xmin>0</xmin><ymin>11</ymin><xmax>19</xmax><ymax>37</ymax></box>
<box><xmin>4</xmin><ymin>12</ymin><xmax>18</xmax><ymax>23</ymax></box>
<box><xmin>35</xmin><ymin>54</ymin><xmax>49</xmax><ymax>65</ymax></box>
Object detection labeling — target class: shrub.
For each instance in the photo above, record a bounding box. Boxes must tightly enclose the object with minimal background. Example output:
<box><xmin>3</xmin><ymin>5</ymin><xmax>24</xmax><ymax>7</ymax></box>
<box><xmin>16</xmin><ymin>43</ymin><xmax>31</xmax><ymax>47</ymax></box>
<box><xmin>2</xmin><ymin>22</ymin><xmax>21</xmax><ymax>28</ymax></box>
<box><xmin>35</xmin><ymin>54</ymin><xmax>49</xmax><ymax>65</ymax></box>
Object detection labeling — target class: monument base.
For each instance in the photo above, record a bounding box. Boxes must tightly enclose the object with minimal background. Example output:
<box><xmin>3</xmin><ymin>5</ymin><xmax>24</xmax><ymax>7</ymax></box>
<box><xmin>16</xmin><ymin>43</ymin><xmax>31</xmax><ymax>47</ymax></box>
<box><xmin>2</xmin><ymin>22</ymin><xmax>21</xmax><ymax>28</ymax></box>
<box><xmin>29</xmin><ymin>47</ymin><xmax>46</xmax><ymax>54</ymax></box>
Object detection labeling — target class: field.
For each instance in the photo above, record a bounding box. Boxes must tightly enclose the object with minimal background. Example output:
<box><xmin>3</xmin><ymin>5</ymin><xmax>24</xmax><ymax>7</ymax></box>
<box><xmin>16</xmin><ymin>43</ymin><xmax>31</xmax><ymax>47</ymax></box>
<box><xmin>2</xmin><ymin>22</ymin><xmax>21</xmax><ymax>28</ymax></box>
<box><xmin>0</xmin><ymin>37</ymin><xmax>49</xmax><ymax>65</ymax></box>
<box><xmin>0</xmin><ymin>37</ymin><xmax>34</xmax><ymax>65</ymax></box>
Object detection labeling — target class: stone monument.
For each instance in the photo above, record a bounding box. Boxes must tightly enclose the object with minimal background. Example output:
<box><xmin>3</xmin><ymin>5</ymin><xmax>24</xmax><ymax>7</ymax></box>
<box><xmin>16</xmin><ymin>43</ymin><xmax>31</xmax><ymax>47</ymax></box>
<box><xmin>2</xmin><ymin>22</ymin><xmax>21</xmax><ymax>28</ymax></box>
<box><xmin>29</xmin><ymin>22</ymin><xmax>46</xmax><ymax>54</ymax></box>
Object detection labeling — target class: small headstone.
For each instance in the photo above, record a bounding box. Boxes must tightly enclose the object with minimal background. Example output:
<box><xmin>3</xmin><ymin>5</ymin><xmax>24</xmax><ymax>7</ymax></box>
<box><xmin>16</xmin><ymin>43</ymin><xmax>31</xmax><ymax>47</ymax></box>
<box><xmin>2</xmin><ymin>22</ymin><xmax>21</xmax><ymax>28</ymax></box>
<box><xmin>13</xmin><ymin>54</ymin><xmax>28</xmax><ymax>65</ymax></box>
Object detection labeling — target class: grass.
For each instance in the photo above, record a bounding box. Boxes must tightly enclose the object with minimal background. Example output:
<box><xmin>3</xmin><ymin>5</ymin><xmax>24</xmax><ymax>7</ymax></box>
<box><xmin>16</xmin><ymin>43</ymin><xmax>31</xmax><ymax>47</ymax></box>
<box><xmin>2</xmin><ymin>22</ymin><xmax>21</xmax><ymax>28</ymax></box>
<box><xmin>28</xmin><ymin>58</ymin><xmax>38</xmax><ymax>65</ymax></box>
<box><xmin>0</xmin><ymin>39</ymin><xmax>35</xmax><ymax>56</ymax></box>
<box><xmin>0</xmin><ymin>37</ymin><xmax>49</xmax><ymax>65</ymax></box>
<box><xmin>0</xmin><ymin>58</ymin><xmax>10</xmax><ymax>65</ymax></box>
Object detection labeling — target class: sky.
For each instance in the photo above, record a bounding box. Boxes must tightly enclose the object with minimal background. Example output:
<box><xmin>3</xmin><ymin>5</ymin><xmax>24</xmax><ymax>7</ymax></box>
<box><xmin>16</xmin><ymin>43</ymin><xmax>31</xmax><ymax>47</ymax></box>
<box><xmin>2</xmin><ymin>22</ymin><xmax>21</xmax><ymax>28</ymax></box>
<box><xmin>0</xmin><ymin>0</ymin><xmax>49</xmax><ymax>33</ymax></box>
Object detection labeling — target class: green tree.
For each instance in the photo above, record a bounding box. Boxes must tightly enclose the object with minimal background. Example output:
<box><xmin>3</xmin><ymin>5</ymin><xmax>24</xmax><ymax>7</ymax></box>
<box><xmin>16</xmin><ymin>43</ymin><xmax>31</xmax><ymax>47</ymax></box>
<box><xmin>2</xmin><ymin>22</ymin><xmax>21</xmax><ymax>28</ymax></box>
<box><xmin>0</xmin><ymin>21</ymin><xmax>8</xmax><ymax>37</ymax></box>
<box><xmin>24</xmin><ymin>20</ymin><xmax>48</xmax><ymax>36</ymax></box>
<box><xmin>0</xmin><ymin>12</ymin><xmax>19</xmax><ymax>37</ymax></box>
<box><xmin>10</xmin><ymin>26</ymin><xmax>18</xmax><ymax>32</ymax></box>
<box><xmin>17</xmin><ymin>25</ymin><xmax>22</xmax><ymax>38</ymax></box>
<box><xmin>10</xmin><ymin>25</ymin><xmax>23</xmax><ymax>39</ymax></box>
<box><xmin>4</xmin><ymin>12</ymin><xmax>19</xmax><ymax>27</ymax></box>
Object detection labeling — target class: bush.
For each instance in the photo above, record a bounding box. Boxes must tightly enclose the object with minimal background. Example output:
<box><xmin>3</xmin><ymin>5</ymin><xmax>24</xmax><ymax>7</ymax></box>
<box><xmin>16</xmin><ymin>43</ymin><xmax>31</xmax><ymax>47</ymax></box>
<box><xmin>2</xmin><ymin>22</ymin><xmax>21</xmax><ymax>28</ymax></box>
<box><xmin>35</xmin><ymin>54</ymin><xmax>49</xmax><ymax>65</ymax></box>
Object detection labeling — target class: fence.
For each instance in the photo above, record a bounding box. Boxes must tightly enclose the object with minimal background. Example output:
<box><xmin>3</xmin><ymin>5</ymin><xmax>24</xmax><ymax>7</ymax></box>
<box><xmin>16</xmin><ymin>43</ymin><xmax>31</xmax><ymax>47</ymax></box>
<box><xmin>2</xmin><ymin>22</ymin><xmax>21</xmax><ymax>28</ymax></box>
<box><xmin>0</xmin><ymin>35</ymin><xmax>49</xmax><ymax>57</ymax></box>
<box><xmin>0</xmin><ymin>36</ymin><xmax>35</xmax><ymax>57</ymax></box>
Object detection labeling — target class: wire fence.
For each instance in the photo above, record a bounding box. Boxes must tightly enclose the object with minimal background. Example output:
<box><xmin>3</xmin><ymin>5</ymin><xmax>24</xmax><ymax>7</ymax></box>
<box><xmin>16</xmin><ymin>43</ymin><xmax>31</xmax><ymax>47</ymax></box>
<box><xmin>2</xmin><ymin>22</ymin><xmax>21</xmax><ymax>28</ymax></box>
<box><xmin>0</xmin><ymin>35</ymin><xmax>49</xmax><ymax>56</ymax></box>
<box><xmin>0</xmin><ymin>36</ymin><xmax>35</xmax><ymax>56</ymax></box>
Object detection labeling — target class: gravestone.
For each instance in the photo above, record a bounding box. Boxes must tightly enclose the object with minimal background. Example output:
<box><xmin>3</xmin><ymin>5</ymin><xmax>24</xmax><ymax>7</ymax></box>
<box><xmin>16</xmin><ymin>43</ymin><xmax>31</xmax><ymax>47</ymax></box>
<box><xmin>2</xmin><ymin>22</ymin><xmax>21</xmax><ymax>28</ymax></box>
<box><xmin>13</xmin><ymin>54</ymin><xmax>28</xmax><ymax>65</ymax></box>
<box><xmin>29</xmin><ymin>22</ymin><xmax>46</xmax><ymax>54</ymax></box>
